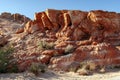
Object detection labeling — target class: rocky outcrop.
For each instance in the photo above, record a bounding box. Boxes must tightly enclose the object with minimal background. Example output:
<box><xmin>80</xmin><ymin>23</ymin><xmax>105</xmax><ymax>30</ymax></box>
<box><xmin>49</xmin><ymin>43</ymin><xmax>120</xmax><ymax>71</ymax></box>
<box><xmin>0</xmin><ymin>12</ymin><xmax>30</xmax><ymax>23</ymax></box>
<box><xmin>23</xmin><ymin>9</ymin><xmax>120</xmax><ymax>44</ymax></box>
<box><xmin>13</xmin><ymin>9</ymin><xmax>120</xmax><ymax>73</ymax></box>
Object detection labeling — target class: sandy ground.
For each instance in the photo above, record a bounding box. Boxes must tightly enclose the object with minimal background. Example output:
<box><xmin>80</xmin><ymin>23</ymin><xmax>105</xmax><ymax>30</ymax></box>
<box><xmin>0</xmin><ymin>69</ymin><xmax>120</xmax><ymax>80</ymax></box>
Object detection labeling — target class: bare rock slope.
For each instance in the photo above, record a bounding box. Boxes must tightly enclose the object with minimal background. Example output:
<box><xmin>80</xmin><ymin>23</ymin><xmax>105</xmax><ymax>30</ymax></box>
<box><xmin>1</xmin><ymin>9</ymin><xmax>120</xmax><ymax>74</ymax></box>
<box><xmin>12</xmin><ymin>9</ymin><xmax>120</xmax><ymax>73</ymax></box>
<box><xmin>0</xmin><ymin>12</ymin><xmax>30</xmax><ymax>46</ymax></box>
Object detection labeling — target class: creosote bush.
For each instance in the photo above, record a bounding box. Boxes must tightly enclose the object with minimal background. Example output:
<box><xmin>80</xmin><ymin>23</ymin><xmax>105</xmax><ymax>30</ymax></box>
<box><xmin>38</xmin><ymin>40</ymin><xmax>55</xmax><ymax>50</ymax></box>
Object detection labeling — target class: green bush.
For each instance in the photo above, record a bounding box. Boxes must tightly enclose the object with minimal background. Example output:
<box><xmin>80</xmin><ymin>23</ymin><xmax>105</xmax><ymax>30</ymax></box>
<box><xmin>0</xmin><ymin>45</ymin><xmax>18</xmax><ymax>73</ymax></box>
<box><xmin>38</xmin><ymin>40</ymin><xmax>55</xmax><ymax>50</ymax></box>
<box><xmin>29</xmin><ymin>62</ymin><xmax>46</xmax><ymax>76</ymax></box>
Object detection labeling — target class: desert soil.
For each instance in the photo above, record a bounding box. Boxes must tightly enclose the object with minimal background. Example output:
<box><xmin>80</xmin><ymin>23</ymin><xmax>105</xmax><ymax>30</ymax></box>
<box><xmin>0</xmin><ymin>69</ymin><xmax>120</xmax><ymax>80</ymax></box>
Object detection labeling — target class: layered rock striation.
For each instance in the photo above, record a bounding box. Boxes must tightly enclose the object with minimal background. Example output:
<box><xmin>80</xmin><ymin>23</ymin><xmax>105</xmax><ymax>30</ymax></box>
<box><xmin>14</xmin><ymin>9</ymin><xmax>120</xmax><ymax>72</ymax></box>
<box><xmin>23</xmin><ymin>9</ymin><xmax>120</xmax><ymax>45</ymax></box>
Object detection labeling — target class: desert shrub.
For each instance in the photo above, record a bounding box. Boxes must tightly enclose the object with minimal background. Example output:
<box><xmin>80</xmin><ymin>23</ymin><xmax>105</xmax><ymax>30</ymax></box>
<box><xmin>67</xmin><ymin>62</ymin><xmax>80</xmax><ymax>72</ymax></box>
<box><xmin>79</xmin><ymin>61</ymin><xmax>88</xmax><ymax>69</ymax></box>
<box><xmin>29</xmin><ymin>62</ymin><xmax>46</xmax><ymax>76</ymax></box>
<box><xmin>38</xmin><ymin>40</ymin><xmax>55</xmax><ymax>50</ymax></box>
<box><xmin>64</xmin><ymin>45</ymin><xmax>75</xmax><ymax>54</ymax></box>
<box><xmin>76</xmin><ymin>61</ymin><xmax>91</xmax><ymax>75</ymax></box>
<box><xmin>77</xmin><ymin>68</ymin><xmax>90</xmax><ymax>75</ymax></box>
<box><xmin>87</xmin><ymin>61</ymin><xmax>97</xmax><ymax>71</ymax></box>
<box><xmin>0</xmin><ymin>45</ymin><xmax>18</xmax><ymax>73</ymax></box>
<box><xmin>79</xmin><ymin>61</ymin><xmax>97</xmax><ymax>71</ymax></box>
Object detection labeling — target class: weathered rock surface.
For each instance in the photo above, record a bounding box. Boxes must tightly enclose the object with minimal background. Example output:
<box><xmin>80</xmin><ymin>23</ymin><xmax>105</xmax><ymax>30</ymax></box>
<box><xmin>0</xmin><ymin>12</ymin><xmax>30</xmax><ymax>23</ymax></box>
<box><xmin>4</xmin><ymin>9</ymin><xmax>120</xmax><ymax>72</ymax></box>
<box><xmin>49</xmin><ymin>43</ymin><xmax>120</xmax><ymax>71</ymax></box>
<box><xmin>0</xmin><ymin>35</ymin><xmax>7</xmax><ymax>46</ymax></box>
<box><xmin>23</xmin><ymin>9</ymin><xmax>120</xmax><ymax>44</ymax></box>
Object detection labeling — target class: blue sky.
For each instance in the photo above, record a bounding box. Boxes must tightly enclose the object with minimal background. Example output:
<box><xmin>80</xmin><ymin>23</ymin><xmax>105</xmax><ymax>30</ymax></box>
<box><xmin>0</xmin><ymin>0</ymin><xmax>120</xmax><ymax>19</ymax></box>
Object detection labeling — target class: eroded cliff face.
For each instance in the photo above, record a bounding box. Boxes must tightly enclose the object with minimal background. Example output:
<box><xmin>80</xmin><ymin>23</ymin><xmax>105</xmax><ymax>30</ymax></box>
<box><xmin>13</xmin><ymin>9</ymin><xmax>120</xmax><ymax>72</ymax></box>
<box><xmin>22</xmin><ymin>9</ymin><xmax>120</xmax><ymax>45</ymax></box>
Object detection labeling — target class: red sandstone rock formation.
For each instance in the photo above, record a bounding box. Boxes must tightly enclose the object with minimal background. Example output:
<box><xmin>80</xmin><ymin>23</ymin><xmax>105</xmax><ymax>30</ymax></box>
<box><xmin>23</xmin><ymin>9</ymin><xmax>120</xmax><ymax>44</ymax></box>
<box><xmin>15</xmin><ymin>9</ymin><xmax>120</xmax><ymax>72</ymax></box>
<box><xmin>49</xmin><ymin>43</ymin><xmax>120</xmax><ymax>71</ymax></box>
